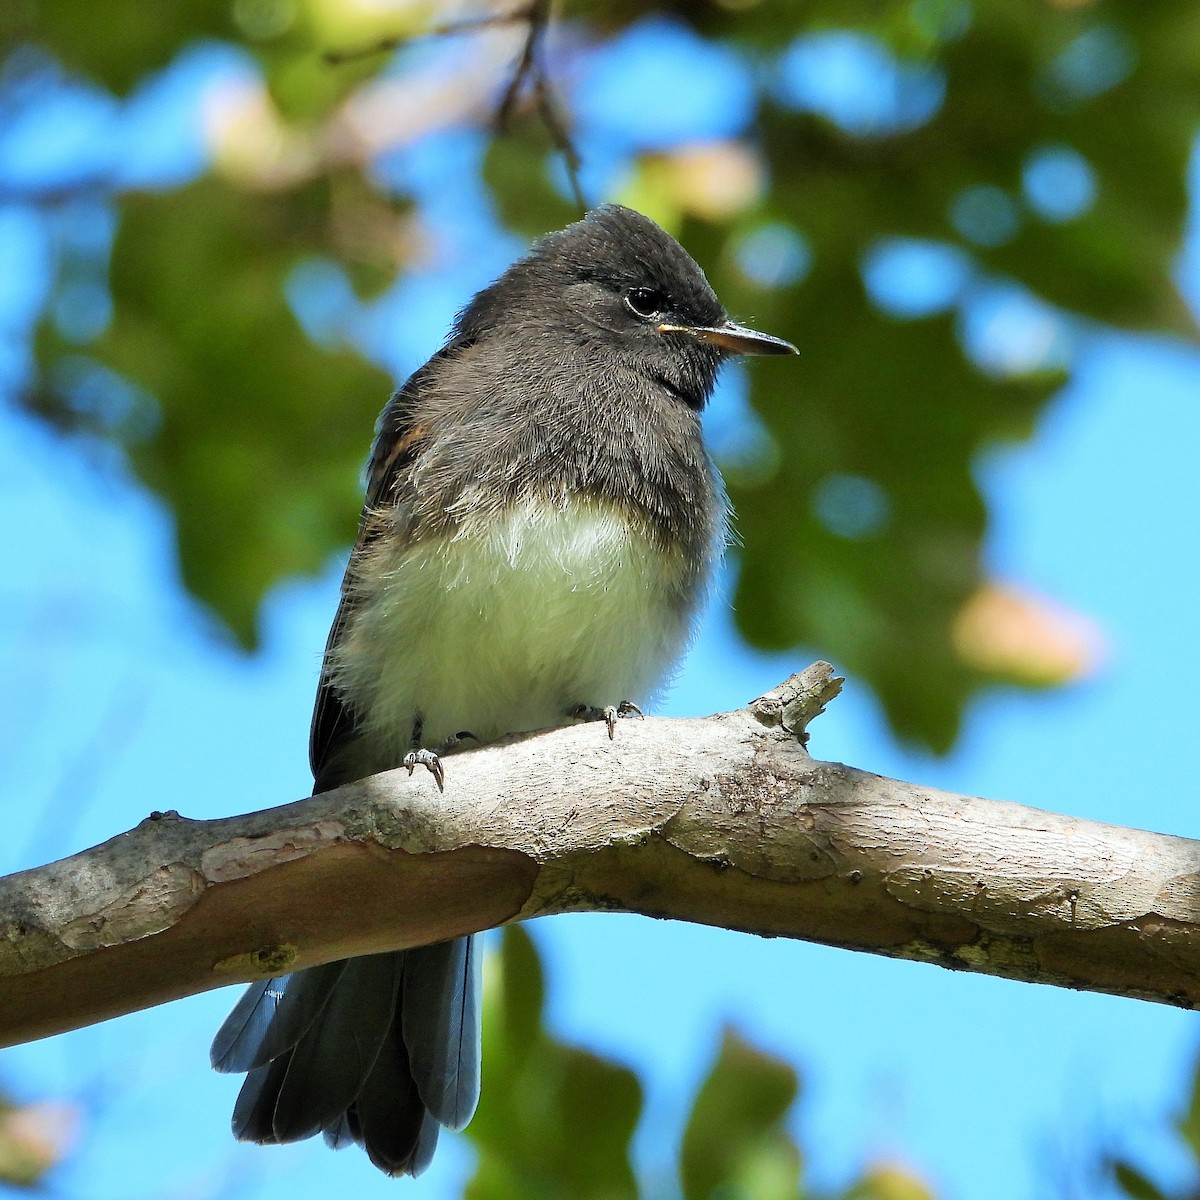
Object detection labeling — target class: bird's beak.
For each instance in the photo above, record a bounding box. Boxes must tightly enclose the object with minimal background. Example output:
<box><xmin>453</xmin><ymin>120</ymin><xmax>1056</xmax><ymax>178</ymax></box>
<box><xmin>658</xmin><ymin>319</ymin><xmax>798</xmax><ymax>357</ymax></box>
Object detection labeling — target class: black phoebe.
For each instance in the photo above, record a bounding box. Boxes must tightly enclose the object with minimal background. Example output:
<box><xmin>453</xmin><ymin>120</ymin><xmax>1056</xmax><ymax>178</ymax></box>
<box><xmin>209</xmin><ymin>205</ymin><xmax>796</xmax><ymax>1176</ymax></box>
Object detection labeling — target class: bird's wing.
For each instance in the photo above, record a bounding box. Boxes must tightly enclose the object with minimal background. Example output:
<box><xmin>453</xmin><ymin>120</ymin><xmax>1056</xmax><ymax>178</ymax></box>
<box><xmin>308</xmin><ymin>350</ymin><xmax>452</xmax><ymax>788</ymax></box>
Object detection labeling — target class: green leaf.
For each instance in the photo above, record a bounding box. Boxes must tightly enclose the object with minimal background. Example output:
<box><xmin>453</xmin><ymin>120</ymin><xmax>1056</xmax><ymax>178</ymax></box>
<box><xmin>839</xmin><ymin>1162</ymin><xmax>937</xmax><ymax>1200</ymax></box>
<box><xmin>680</xmin><ymin>1028</ymin><xmax>801</xmax><ymax>1200</ymax></box>
<box><xmin>52</xmin><ymin>176</ymin><xmax>394</xmax><ymax>646</ymax></box>
<box><xmin>19</xmin><ymin>0</ymin><xmax>234</xmax><ymax>94</ymax></box>
<box><xmin>467</xmin><ymin>927</ymin><xmax>642</xmax><ymax>1200</ymax></box>
<box><xmin>0</xmin><ymin>1092</ymin><xmax>70</xmax><ymax>1187</ymax></box>
<box><xmin>939</xmin><ymin>6</ymin><xmax>1198</xmax><ymax>338</ymax></box>
<box><xmin>719</xmin><ymin>256</ymin><xmax>1059</xmax><ymax>751</ymax></box>
<box><xmin>1110</xmin><ymin>1160</ymin><xmax>1170</xmax><ymax>1200</ymax></box>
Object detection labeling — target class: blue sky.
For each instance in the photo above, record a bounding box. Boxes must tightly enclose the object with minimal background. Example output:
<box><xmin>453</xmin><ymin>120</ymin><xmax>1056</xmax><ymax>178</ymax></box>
<box><xmin>3</xmin><ymin>15</ymin><xmax>1200</xmax><ymax>1200</ymax></box>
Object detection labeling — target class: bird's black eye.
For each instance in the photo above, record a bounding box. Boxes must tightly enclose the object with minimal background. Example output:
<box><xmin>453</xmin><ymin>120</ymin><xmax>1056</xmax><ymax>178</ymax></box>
<box><xmin>624</xmin><ymin>287</ymin><xmax>667</xmax><ymax>320</ymax></box>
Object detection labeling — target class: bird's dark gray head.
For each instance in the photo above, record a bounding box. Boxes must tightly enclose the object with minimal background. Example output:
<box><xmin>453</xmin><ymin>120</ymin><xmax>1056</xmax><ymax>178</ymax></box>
<box><xmin>453</xmin><ymin>205</ymin><xmax>795</xmax><ymax>410</ymax></box>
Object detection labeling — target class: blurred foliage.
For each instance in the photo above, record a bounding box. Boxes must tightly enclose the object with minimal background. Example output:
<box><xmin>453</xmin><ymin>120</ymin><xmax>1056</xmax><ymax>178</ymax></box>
<box><xmin>467</xmin><ymin>926</ymin><xmax>641</xmax><ymax>1200</ymax></box>
<box><xmin>8</xmin><ymin>2</ymin><xmax>1200</xmax><ymax>743</ymax></box>
<box><xmin>5</xmin><ymin>0</ymin><xmax>233</xmax><ymax>94</ymax></box>
<box><xmin>33</xmin><ymin>176</ymin><xmax>394</xmax><ymax>640</ymax></box>
<box><xmin>471</xmin><ymin>927</ymin><xmax>938</xmax><ymax>1200</ymax></box>
<box><xmin>681</xmin><ymin>1028</ymin><xmax>802</xmax><ymax>1200</ymax></box>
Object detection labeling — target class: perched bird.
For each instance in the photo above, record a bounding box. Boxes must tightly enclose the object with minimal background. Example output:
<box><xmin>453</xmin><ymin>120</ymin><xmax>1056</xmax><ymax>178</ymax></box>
<box><xmin>210</xmin><ymin>205</ymin><xmax>796</xmax><ymax>1176</ymax></box>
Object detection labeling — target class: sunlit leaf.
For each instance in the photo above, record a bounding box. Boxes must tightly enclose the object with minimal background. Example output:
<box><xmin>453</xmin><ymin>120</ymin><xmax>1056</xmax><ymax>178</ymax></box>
<box><xmin>0</xmin><ymin>1096</ymin><xmax>78</xmax><ymax>1188</ymax></box>
<box><xmin>841</xmin><ymin>1161</ymin><xmax>937</xmax><ymax>1200</ymax></box>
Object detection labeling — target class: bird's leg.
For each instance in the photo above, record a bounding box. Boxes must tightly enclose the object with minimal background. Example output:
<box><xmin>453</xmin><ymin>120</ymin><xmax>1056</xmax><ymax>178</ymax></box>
<box><xmin>402</xmin><ymin>719</ymin><xmax>478</xmax><ymax>793</ymax></box>
<box><xmin>569</xmin><ymin>700</ymin><xmax>644</xmax><ymax>740</ymax></box>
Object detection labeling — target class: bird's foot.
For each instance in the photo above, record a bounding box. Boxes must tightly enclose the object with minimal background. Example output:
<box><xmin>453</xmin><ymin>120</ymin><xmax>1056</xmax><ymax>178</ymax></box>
<box><xmin>403</xmin><ymin>731</ymin><xmax>478</xmax><ymax>793</ymax></box>
<box><xmin>570</xmin><ymin>700</ymin><xmax>644</xmax><ymax>740</ymax></box>
<box><xmin>403</xmin><ymin>748</ymin><xmax>445</xmax><ymax>792</ymax></box>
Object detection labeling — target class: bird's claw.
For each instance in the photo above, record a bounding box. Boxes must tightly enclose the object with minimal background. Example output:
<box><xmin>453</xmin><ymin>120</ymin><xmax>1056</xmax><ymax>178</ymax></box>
<box><xmin>437</xmin><ymin>730</ymin><xmax>479</xmax><ymax>754</ymax></box>
<box><xmin>403</xmin><ymin>748</ymin><xmax>445</xmax><ymax>792</ymax></box>
<box><xmin>402</xmin><ymin>731</ymin><xmax>477</xmax><ymax>792</ymax></box>
<box><xmin>571</xmin><ymin>700</ymin><xmax>644</xmax><ymax>740</ymax></box>
<box><xmin>605</xmin><ymin>700</ymin><xmax>644</xmax><ymax>739</ymax></box>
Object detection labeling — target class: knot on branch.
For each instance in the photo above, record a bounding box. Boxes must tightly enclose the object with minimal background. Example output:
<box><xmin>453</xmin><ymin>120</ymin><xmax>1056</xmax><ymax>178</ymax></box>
<box><xmin>749</xmin><ymin>662</ymin><xmax>844</xmax><ymax>745</ymax></box>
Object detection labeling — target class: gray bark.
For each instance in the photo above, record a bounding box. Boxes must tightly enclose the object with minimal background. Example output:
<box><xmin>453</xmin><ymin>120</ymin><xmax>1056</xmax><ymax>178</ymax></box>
<box><xmin>2</xmin><ymin>665</ymin><xmax>1198</xmax><ymax>1049</ymax></box>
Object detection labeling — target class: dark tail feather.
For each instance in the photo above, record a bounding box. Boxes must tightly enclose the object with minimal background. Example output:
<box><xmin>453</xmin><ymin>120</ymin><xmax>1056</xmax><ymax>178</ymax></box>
<box><xmin>401</xmin><ymin>935</ymin><xmax>483</xmax><ymax>1130</ymax></box>
<box><xmin>214</xmin><ymin>937</ymin><xmax>482</xmax><ymax>1176</ymax></box>
<box><xmin>231</xmin><ymin>1056</ymin><xmax>290</xmax><ymax>1144</ymax></box>
<box><xmin>354</xmin><ymin>1013</ymin><xmax>437</xmax><ymax>1176</ymax></box>
<box><xmin>269</xmin><ymin>953</ymin><xmax>402</xmax><ymax>1141</ymax></box>
<box><xmin>226</xmin><ymin>953</ymin><xmax>399</xmax><ymax>1144</ymax></box>
<box><xmin>322</xmin><ymin>1110</ymin><xmax>357</xmax><ymax>1152</ymax></box>
<box><xmin>211</xmin><ymin>960</ymin><xmax>348</xmax><ymax>1074</ymax></box>
<box><xmin>210</xmin><ymin>979</ymin><xmax>273</xmax><ymax>1073</ymax></box>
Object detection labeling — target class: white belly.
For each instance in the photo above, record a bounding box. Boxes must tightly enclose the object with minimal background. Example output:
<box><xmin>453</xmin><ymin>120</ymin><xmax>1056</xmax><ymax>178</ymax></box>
<box><xmin>327</xmin><ymin>499</ymin><xmax>698</xmax><ymax>760</ymax></box>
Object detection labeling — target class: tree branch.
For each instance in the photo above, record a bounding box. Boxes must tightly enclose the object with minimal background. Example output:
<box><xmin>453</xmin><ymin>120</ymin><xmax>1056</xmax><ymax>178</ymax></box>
<box><xmin>3</xmin><ymin>665</ymin><xmax>1199</xmax><ymax>1049</ymax></box>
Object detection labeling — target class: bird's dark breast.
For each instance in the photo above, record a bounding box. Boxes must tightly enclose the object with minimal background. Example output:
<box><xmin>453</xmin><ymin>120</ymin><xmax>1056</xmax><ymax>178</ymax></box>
<box><xmin>545</xmin><ymin>407</ymin><xmax>717</xmax><ymax>560</ymax></box>
<box><xmin>405</xmin><ymin>354</ymin><xmax>724</xmax><ymax>575</ymax></box>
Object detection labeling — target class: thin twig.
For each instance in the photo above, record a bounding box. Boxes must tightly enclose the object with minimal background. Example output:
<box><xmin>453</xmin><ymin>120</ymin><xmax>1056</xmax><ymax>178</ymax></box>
<box><xmin>494</xmin><ymin>1</ymin><xmax>587</xmax><ymax>214</ymax></box>
<box><xmin>493</xmin><ymin>0</ymin><xmax>549</xmax><ymax>125</ymax></box>
<box><xmin>323</xmin><ymin>4</ymin><xmax>536</xmax><ymax>65</ymax></box>
<box><xmin>326</xmin><ymin>1</ymin><xmax>588</xmax><ymax>215</ymax></box>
